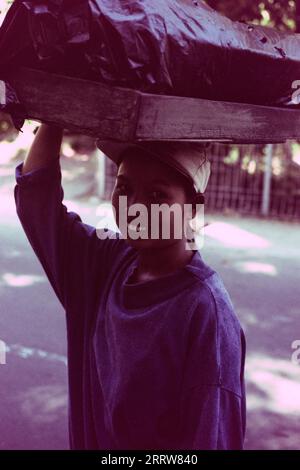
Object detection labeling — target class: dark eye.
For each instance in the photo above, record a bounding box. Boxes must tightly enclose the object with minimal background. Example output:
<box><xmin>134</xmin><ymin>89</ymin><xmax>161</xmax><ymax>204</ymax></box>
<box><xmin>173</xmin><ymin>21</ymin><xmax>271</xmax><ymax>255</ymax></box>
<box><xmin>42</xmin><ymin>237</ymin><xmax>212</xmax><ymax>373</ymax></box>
<box><xmin>115</xmin><ymin>183</ymin><xmax>129</xmax><ymax>194</ymax></box>
<box><xmin>150</xmin><ymin>190</ymin><xmax>167</xmax><ymax>201</ymax></box>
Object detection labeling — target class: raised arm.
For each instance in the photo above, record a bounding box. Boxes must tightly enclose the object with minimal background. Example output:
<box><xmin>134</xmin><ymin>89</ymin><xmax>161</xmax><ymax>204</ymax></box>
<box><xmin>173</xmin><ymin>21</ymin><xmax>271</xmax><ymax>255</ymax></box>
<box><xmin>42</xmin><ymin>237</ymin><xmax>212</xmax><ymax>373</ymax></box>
<box><xmin>14</xmin><ymin>123</ymin><xmax>125</xmax><ymax>316</ymax></box>
<box><xmin>22</xmin><ymin>123</ymin><xmax>63</xmax><ymax>175</ymax></box>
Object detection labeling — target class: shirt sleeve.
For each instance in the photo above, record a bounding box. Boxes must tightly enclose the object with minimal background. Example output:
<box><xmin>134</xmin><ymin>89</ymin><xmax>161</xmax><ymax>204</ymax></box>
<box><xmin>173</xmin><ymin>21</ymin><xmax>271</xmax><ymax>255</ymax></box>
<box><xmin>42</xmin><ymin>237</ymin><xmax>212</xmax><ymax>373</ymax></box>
<box><xmin>14</xmin><ymin>157</ymin><xmax>123</xmax><ymax>313</ymax></box>
<box><xmin>176</xmin><ymin>290</ymin><xmax>246</xmax><ymax>450</ymax></box>
<box><xmin>177</xmin><ymin>383</ymin><xmax>245</xmax><ymax>450</ymax></box>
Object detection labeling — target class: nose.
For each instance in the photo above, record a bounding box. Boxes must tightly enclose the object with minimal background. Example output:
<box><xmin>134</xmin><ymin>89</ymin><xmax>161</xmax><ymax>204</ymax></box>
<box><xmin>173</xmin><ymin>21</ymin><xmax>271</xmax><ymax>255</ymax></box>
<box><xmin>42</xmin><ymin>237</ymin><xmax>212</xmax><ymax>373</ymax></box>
<box><xmin>126</xmin><ymin>191</ymin><xmax>151</xmax><ymax>225</ymax></box>
<box><xmin>126</xmin><ymin>190</ymin><xmax>148</xmax><ymax>210</ymax></box>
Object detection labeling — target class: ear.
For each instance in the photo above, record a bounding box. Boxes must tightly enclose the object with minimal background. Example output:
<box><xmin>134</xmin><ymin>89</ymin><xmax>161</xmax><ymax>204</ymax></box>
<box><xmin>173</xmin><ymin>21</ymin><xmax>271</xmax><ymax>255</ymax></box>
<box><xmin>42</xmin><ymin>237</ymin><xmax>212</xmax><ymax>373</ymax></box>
<box><xmin>191</xmin><ymin>193</ymin><xmax>205</xmax><ymax>218</ymax></box>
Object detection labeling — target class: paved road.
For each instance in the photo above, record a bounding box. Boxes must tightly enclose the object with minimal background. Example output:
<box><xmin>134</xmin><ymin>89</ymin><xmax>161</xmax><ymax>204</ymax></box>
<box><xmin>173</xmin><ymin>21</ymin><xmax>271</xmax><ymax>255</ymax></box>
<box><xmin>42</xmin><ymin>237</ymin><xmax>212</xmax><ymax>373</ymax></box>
<box><xmin>0</xmin><ymin>156</ymin><xmax>300</xmax><ymax>449</ymax></box>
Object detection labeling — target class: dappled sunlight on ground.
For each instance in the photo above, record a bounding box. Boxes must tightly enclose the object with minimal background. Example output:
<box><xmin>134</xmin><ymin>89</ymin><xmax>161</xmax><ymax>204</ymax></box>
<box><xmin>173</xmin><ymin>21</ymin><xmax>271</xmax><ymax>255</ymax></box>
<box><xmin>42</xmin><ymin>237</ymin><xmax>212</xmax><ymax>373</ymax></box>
<box><xmin>245</xmin><ymin>354</ymin><xmax>300</xmax><ymax>449</ymax></box>
<box><xmin>0</xmin><ymin>272</ymin><xmax>45</xmax><ymax>287</ymax></box>
<box><xmin>6</xmin><ymin>344</ymin><xmax>67</xmax><ymax>366</ymax></box>
<box><xmin>204</xmin><ymin>221</ymin><xmax>271</xmax><ymax>249</ymax></box>
<box><xmin>233</xmin><ymin>261</ymin><xmax>278</xmax><ymax>276</ymax></box>
<box><xmin>246</xmin><ymin>354</ymin><xmax>300</xmax><ymax>416</ymax></box>
<box><xmin>16</xmin><ymin>385</ymin><xmax>67</xmax><ymax>425</ymax></box>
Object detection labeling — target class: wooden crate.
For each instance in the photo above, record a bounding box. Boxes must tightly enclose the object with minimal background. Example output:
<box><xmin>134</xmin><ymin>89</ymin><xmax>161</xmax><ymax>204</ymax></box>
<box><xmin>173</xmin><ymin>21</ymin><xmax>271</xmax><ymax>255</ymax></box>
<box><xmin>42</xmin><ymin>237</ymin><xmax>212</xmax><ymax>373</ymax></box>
<box><xmin>1</xmin><ymin>67</ymin><xmax>300</xmax><ymax>144</ymax></box>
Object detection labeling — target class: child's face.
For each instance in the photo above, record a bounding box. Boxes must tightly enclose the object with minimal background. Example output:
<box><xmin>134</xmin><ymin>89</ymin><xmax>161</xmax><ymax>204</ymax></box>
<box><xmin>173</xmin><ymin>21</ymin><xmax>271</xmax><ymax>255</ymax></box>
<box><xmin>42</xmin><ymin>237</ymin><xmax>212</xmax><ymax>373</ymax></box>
<box><xmin>111</xmin><ymin>152</ymin><xmax>193</xmax><ymax>250</ymax></box>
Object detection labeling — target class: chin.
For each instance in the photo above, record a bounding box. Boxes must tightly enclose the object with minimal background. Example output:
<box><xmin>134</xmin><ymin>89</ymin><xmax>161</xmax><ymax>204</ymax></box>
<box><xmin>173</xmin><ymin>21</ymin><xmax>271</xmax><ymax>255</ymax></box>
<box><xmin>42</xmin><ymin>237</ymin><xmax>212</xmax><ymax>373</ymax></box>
<box><xmin>124</xmin><ymin>235</ymin><xmax>177</xmax><ymax>251</ymax></box>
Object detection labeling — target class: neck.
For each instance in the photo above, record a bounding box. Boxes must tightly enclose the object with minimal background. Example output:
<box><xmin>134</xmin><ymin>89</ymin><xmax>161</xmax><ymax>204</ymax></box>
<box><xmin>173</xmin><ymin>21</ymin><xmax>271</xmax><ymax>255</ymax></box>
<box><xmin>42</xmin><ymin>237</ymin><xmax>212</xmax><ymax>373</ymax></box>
<box><xmin>136</xmin><ymin>239</ymin><xmax>195</xmax><ymax>278</ymax></box>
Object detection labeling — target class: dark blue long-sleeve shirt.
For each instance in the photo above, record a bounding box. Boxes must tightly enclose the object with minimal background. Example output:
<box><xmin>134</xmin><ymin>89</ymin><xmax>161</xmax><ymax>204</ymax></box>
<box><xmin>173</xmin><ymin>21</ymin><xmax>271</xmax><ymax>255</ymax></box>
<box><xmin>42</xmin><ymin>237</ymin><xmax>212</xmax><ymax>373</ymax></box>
<box><xmin>14</xmin><ymin>157</ymin><xmax>246</xmax><ymax>450</ymax></box>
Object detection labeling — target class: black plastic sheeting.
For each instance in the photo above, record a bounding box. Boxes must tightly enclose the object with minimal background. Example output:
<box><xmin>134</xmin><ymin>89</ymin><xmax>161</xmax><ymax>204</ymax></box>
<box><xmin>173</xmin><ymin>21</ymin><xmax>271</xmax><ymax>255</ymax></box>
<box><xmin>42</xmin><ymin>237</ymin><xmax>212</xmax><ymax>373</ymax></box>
<box><xmin>1</xmin><ymin>0</ymin><xmax>300</xmax><ymax>130</ymax></box>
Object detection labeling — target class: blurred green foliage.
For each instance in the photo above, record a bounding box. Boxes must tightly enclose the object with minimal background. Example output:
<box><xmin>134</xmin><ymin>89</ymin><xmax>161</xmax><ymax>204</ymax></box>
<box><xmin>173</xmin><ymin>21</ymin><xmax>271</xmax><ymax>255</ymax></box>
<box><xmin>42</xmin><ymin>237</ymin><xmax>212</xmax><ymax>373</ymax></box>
<box><xmin>206</xmin><ymin>0</ymin><xmax>297</xmax><ymax>31</ymax></box>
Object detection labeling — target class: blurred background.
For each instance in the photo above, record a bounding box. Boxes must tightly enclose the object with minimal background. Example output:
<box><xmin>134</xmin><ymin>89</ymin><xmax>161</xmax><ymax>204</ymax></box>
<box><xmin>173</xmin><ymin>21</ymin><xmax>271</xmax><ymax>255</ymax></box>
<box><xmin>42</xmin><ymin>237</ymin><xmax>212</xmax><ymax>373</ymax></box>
<box><xmin>0</xmin><ymin>0</ymin><xmax>300</xmax><ymax>450</ymax></box>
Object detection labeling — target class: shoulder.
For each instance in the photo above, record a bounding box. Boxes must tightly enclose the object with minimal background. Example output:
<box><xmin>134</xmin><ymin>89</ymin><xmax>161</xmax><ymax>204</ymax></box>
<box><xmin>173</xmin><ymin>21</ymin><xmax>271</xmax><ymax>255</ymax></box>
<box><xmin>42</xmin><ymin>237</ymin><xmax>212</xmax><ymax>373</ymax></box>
<box><xmin>188</xmin><ymin>262</ymin><xmax>243</xmax><ymax>340</ymax></box>
<box><xmin>187</xmin><ymin>272</ymin><xmax>245</xmax><ymax>396</ymax></box>
<box><xmin>203</xmin><ymin>271</ymin><xmax>245</xmax><ymax>349</ymax></box>
<box><xmin>93</xmin><ymin>228</ymin><xmax>136</xmax><ymax>263</ymax></box>
<box><xmin>78</xmin><ymin>227</ymin><xmax>137</xmax><ymax>283</ymax></box>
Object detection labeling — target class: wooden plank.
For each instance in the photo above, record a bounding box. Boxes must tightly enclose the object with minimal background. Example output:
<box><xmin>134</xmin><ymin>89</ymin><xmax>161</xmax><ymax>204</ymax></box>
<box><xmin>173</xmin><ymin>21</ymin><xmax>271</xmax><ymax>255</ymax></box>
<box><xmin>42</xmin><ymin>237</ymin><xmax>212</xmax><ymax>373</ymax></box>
<box><xmin>0</xmin><ymin>67</ymin><xmax>141</xmax><ymax>141</ymax></box>
<box><xmin>137</xmin><ymin>93</ymin><xmax>300</xmax><ymax>144</ymax></box>
<box><xmin>2</xmin><ymin>66</ymin><xmax>300</xmax><ymax>143</ymax></box>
